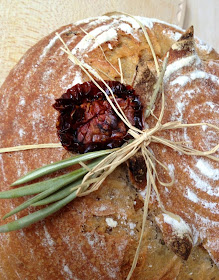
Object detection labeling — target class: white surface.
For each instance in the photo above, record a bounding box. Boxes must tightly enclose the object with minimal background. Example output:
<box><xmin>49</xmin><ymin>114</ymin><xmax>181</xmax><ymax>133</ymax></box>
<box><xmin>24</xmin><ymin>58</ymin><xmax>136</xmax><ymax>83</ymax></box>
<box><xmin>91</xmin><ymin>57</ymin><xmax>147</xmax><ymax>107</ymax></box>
<box><xmin>184</xmin><ymin>0</ymin><xmax>218</xmax><ymax>51</ymax></box>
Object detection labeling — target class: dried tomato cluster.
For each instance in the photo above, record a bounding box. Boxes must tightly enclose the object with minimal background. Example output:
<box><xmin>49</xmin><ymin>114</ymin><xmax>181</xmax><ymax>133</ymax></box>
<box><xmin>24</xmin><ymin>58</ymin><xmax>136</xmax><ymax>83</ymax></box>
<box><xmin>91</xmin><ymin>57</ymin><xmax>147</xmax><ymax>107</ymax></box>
<box><xmin>53</xmin><ymin>81</ymin><xmax>143</xmax><ymax>153</ymax></box>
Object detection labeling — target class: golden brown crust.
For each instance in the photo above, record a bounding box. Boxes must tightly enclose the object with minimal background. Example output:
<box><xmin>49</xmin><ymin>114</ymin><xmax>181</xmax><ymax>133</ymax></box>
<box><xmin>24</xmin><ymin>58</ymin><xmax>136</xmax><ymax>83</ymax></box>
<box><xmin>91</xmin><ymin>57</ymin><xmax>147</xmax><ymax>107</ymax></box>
<box><xmin>0</xmin><ymin>15</ymin><xmax>218</xmax><ymax>279</ymax></box>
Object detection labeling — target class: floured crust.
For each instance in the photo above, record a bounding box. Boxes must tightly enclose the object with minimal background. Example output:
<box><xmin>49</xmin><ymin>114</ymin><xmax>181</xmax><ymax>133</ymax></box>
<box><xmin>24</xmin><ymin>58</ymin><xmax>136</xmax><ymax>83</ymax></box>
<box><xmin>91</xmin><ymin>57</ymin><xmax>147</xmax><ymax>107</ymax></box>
<box><xmin>0</xmin><ymin>15</ymin><xmax>218</xmax><ymax>279</ymax></box>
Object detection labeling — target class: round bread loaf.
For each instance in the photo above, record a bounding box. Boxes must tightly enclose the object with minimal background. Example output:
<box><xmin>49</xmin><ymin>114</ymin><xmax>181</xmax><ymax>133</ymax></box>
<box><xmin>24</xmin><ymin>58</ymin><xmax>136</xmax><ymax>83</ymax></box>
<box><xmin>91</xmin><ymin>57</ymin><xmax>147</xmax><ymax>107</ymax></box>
<box><xmin>0</xmin><ymin>15</ymin><xmax>218</xmax><ymax>279</ymax></box>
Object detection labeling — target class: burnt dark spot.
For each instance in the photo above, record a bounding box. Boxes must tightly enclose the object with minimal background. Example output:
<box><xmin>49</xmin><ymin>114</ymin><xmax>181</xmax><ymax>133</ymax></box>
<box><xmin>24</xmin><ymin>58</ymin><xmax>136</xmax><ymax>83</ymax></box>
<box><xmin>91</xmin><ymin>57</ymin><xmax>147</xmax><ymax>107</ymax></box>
<box><xmin>171</xmin><ymin>237</ymin><xmax>192</xmax><ymax>260</ymax></box>
<box><xmin>127</xmin><ymin>152</ymin><xmax>147</xmax><ymax>190</ymax></box>
<box><xmin>65</xmin><ymin>30</ymin><xmax>79</xmax><ymax>36</ymax></box>
<box><xmin>105</xmin><ymin>227</ymin><xmax>113</xmax><ymax>234</ymax></box>
<box><xmin>81</xmin><ymin>224</ymin><xmax>87</xmax><ymax>233</ymax></box>
<box><xmin>159</xmin><ymin>239</ymin><xmax>165</xmax><ymax>245</ymax></box>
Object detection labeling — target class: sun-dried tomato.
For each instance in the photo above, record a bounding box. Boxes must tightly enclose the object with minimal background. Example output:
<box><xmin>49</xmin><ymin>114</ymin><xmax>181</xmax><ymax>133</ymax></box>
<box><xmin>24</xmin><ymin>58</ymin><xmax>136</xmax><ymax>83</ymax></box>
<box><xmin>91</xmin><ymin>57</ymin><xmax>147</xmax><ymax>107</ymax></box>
<box><xmin>53</xmin><ymin>80</ymin><xmax>143</xmax><ymax>153</ymax></box>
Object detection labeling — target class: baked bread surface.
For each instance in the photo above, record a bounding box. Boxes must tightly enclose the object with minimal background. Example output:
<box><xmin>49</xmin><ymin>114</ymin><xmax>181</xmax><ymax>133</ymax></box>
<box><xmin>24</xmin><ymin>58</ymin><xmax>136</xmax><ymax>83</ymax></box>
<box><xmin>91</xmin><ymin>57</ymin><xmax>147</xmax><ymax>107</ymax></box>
<box><xmin>0</xmin><ymin>15</ymin><xmax>218</xmax><ymax>279</ymax></box>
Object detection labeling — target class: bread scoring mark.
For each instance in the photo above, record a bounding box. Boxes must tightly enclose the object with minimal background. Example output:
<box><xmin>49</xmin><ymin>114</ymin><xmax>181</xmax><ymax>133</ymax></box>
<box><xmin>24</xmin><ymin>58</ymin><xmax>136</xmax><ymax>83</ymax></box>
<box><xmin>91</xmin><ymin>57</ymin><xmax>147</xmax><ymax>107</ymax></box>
<box><xmin>118</xmin><ymin>23</ymin><xmax>139</xmax><ymax>40</ymax></box>
<box><xmin>0</xmin><ymin>155</ymin><xmax>7</xmax><ymax>183</ymax></box>
<box><xmin>72</xmin><ymin>24</ymin><xmax>118</xmax><ymax>55</ymax></box>
<box><xmin>61</xmin><ymin>261</ymin><xmax>74</xmax><ymax>280</ymax></box>
<box><xmin>42</xmin><ymin>68</ymin><xmax>54</xmax><ymax>83</ymax></box>
<box><xmin>171</xmin><ymin>70</ymin><xmax>219</xmax><ymax>87</ymax></box>
<box><xmin>183</xmin><ymin>98</ymin><xmax>219</xmax><ymax>152</ymax></box>
<box><xmin>186</xmin><ymin>165</ymin><xmax>219</xmax><ymax>197</ymax></box>
<box><xmin>171</xmin><ymin>75</ymin><xmax>190</xmax><ymax>86</ymax></box>
<box><xmin>41</xmin><ymin>225</ymin><xmax>55</xmax><ymax>254</ymax></box>
<box><xmin>190</xmin><ymin>70</ymin><xmax>219</xmax><ymax>84</ymax></box>
<box><xmin>196</xmin><ymin>159</ymin><xmax>219</xmax><ymax>180</ymax></box>
<box><xmin>13</xmin><ymin>154</ymin><xmax>27</xmax><ymax>178</ymax></box>
<box><xmin>170</xmin><ymin>96</ymin><xmax>190</xmax><ymax>122</ymax></box>
<box><xmin>185</xmin><ymin>188</ymin><xmax>218</xmax><ymax>214</ymax></box>
<box><xmin>186</xmin><ymin>188</ymin><xmax>199</xmax><ymax>203</ymax></box>
<box><xmin>111</xmin><ymin>15</ymin><xmax>141</xmax><ymax>30</ymax></box>
<box><xmin>167</xmin><ymin>164</ymin><xmax>175</xmax><ymax>179</ymax></box>
<box><xmin>74</xmin><ymin>16</ymin><xmax>102</xmax><ymax>26</ymax></box>
<box><xmin>71</xmin><ymin>15</ymin><xmax>155</xmax><ymax>60</ymax></box>
<box><xmin>87</xmin><ymin>16</ymin><xmax>111</xmax><ymax>27</ymax></box>
<box><xmin>168</xmin><ymin>68</ymin><xmax>219</xmax><ymax>164</ymax></box>
<box><xmin>76</xmin><ymin>14</ymin><xmax>185</xmax><ymax>33</ymax></box>
<box><xmin>21</xmin><ymin>27</ymin><xmax>72</xmax><ymax>83</ymax></box>
<box><xmin>89</xmin><ymin>28</ymin><xmax>118</xmax><ymax>50</ymax></box>
<box><xmin>164</xmin><ymin>54</ymin><xmax>201</xmax><ymax>81</ymax></box>
<box><xmin>61</xmin><ymin>70</ymin><xmax>83</xmax><ymax>90</ymax></box>
<box><xmin>114</xmin><ymin>15</ymin><xmax>169</xmax><ymax>30</ymax></box>
<box><xmin>195</xmin><ymin>212</ymin><xmax>219</xmax><ymax>231</ymax></box>
<box><xmin>39</xmin><ymin>28</ymin><xmax>71</xmax><ymax>61</ymax></box>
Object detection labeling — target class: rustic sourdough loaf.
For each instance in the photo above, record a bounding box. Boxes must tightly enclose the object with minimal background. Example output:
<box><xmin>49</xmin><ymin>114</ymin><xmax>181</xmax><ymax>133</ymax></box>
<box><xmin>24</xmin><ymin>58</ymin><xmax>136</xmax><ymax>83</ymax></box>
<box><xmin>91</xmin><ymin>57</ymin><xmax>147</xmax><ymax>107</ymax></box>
<box><xmin>0</xmin><ymin>15</ymin><xmax>218</xmax><ymax>279</ymax></box>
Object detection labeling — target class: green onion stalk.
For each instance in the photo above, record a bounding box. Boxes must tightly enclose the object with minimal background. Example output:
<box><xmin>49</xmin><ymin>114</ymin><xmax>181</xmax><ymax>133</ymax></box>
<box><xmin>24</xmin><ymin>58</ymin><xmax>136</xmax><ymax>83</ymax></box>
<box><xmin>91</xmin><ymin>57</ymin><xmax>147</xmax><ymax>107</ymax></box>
<box><xmin>0</xmin><ymin>149</ymin><xmax>114</xmax><ymax>233</ymax></box>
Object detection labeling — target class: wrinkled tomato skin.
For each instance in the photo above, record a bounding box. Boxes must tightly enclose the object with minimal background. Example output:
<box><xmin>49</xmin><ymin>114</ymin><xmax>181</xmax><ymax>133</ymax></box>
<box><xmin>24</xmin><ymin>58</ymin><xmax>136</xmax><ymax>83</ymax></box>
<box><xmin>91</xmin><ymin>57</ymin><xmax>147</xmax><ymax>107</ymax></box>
<box><xmin>53</xmin><ymin>81</ymin><xmax>143</xmax><ymax>153</ymax></box>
